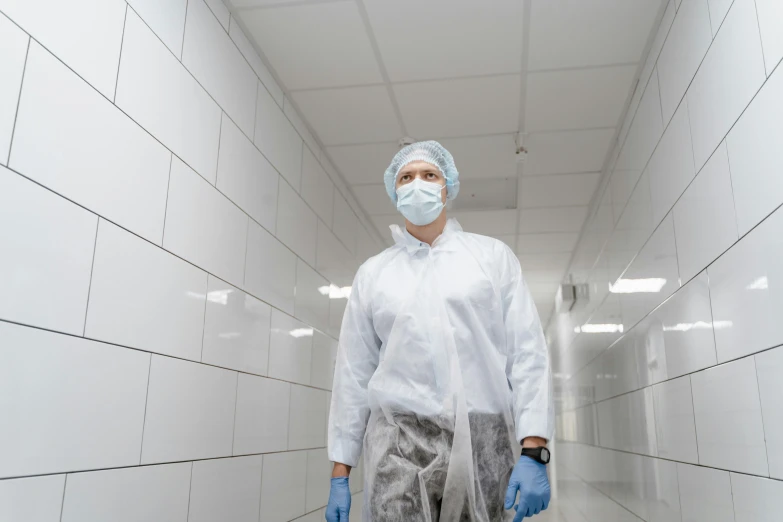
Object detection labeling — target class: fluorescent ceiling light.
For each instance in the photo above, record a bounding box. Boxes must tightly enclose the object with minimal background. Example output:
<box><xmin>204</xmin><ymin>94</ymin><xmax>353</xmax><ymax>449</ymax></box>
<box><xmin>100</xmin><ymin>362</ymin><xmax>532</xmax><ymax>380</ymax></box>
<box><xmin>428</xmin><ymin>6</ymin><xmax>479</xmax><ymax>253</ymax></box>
<box><xmin>289</xmin><ymin>328</ymin><xmax>314</xmax><ymax>338</ymax></box>
<box><xmin>574</xmin><ymin>324</ymin><xmax>624</xmax><ymax>334</ymax></box>
<box><xmin>609</xmin><ymin>278</ymin><xmax>667</xmax><ymax>294</ymax></box>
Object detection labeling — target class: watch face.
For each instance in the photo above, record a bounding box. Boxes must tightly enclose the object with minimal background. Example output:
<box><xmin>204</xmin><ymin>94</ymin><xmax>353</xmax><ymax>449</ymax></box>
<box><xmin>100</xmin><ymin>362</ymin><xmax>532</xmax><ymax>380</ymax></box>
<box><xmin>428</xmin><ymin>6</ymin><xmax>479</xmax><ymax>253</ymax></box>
<box><xmin>540</xmin><ymin>448</ymin><xmax>550</xmax><ymax>463</ymax></box>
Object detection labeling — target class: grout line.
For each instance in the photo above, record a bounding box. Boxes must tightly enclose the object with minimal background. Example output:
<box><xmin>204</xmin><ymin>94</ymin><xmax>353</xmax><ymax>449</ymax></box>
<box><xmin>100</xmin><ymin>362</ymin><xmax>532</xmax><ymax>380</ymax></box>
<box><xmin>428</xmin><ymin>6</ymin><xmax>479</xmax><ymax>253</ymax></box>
<box><xmin>161</xmin><ymin>153</ymin><xmax>174</xmax><ymax>245</ymax></box>
<box><xmin>58</xmin><ymin>474</ymin><xmax>67</xmax><ymax>522</ymax></box>
<box><xmin>231</xmin><ymin>373</ymin><xmax>240</xmax><ymax>456</ymax></box>
<box><xmin>181</xmin><ymin>0</ymin><xmax>190</xmax><ymax>60</ymax></box>
<box><xmin>704</xmin><ymin>268</ymin><xmax>721</xmax><ymax>364</ymax></box>
<box><xmin>687</xmin><ymin>374</ymin><xmax>701</xmax><ymax>464</ymax></box>
<box><xmin>199</xmin><ymin>274</ymin><xmax>209</xmax><ymax>362</ymax></box>
<box><xmin>138</xmin><ymin>354</ymin><xmax>153</xmax><ymax>465</ymax></box>
<box><xmin>214</xmin><ymin>112</ymin><xmax>224</xmax><ymax>187</ymax></box>
<box><xmin>5</xmin><ymin>36</ymin><xmax>30</xmax><ymax>167</ymax></box>
<box><xmin>81</xmin><ymin>219</ymin><xmax>101</xmax><ymax>336</ymax></box>
<box><xmin>185</xmin><ymin>462</ymin><xmax>194</xmax><ymax>521</ymax></box>
<box><xmin>751</xmin><ymin>0</ymin><xmax>768</xmax><ymax>75</ymax></box>
<box><xmin>112</xmin><ymin>5</ymin><xmax>128</xmax><ymax>103</ymax></box>
<box><xmin>752</xmin><ymin>356</ymin><xmax>771</xmax><ymax>473</ymax></box>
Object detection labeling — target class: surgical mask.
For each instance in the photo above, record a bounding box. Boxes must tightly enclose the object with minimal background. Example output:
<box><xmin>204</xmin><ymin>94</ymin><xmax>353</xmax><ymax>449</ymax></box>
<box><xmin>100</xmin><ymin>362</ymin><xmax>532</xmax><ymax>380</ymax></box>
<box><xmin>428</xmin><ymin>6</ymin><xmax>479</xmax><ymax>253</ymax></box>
<box><xmin>395</xmin><ymin>179</ymin><xmax>445</xmax><ymax>226</ymax></box>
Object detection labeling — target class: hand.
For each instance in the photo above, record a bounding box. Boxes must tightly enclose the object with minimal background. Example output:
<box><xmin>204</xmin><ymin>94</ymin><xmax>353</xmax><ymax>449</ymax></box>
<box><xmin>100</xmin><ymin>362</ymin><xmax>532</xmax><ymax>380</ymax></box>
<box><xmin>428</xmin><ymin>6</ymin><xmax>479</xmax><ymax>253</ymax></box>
<box><xmin>504</xmin><ymin>456</ymin><xmax>550</xmax><ymax>520</ymax></box>
<box><xmin>325</xmin><ymin>476</ymin><xmax>352</xmax><ymax>522</ymax></box>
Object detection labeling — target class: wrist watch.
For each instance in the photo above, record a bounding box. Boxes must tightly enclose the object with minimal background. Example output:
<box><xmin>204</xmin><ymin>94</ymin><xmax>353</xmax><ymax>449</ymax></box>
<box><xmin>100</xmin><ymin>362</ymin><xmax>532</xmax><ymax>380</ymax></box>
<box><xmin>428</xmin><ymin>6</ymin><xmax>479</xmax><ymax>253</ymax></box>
<box><xmin>520</xmin><ymin>446</ymin><xmax>550</xmax><ymax>465</ymax></box>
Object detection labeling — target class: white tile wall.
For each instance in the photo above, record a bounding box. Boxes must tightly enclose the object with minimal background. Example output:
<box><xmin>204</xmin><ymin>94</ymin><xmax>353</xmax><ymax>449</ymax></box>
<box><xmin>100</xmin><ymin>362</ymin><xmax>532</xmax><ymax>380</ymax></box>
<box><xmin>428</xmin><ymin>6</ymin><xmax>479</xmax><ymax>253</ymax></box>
<box><xmin>260</xmin><ymin>451</ymin><xmax>308</xmax><ymax>522</ymax></box>
<box><xmin>245</xmin><ymin>220</ymin><xmax>297</xmax><ymax>314</ymax></box>
<box><xmin>686</xmin><ymin>0</ymin><xmax>766</xmax><ymax>169</ymax></box>
<box><xmin>755</xmin><ymin>0</ymin><xmax>783</xmax><ymax>76</ymax></box>
<box><xmin>677</xmin><ymin>463</ymin><xmax>734</xmax><ymax>522</ymax></box>
<box><xmin>164</xmin><ymin>157</ymin><xmax>248</xmax><ymax>286</ymax></box>
<box><xmin>140</xmin><ymin>355</ymin><xmax>237</xmax><ymax>464</ymax></box>
<box><xmin>11</xmin><ymin>43</ymin><xmax>171</xmax><ymax>244</ymax></box>
<box><xmin>233</xmin><ymin>373</ymin><xmax>291</xmax><ymax>455</ymax></box>
<box><xmin>85</xmin><ymin>220</ymin><xmax>208</xmax><ymax>361</ymax></box>
<box><xmin>672</xmin><ymin>141</ymin><xmax>738</xmax><ymax>282</ymax></box>
<box><xmin>0</xmin><ymin>166</ymin><xmax>97</xmax><ymax>335</ymax></box>
<box><xmin>0</xmin><ymin>322</ymin><xmax>150</xmax><ymax>478</ymax></box>
<box><xmin>202</xmin><ymin>275</ymin><xmax>271</xmax><ymax>375</ymax></box>
<box><xmin>0</xmin><ymin>474</ymin><xmax>65</xmax><ymax>522</ymax></box>
<box><xmin>182</xmin><ymin>0</ymin><xmax>256</xmax><ymax>137</ymax></box>
<box><xmin>0</xmin><ymin>12</ymin><xmax>27</xmax><ymax>164</ymax></box>
<box><xmin>0</xmin><ymin>0</ymin><xmax>126</xmax><ymax>98</ymax></box>
<box><xmin>1</xmin><ymin>2</ymin><xmax>365</xmax><ymax>519</ymax></box>
<box><xmin>730</xmin><ymin>472</ymin><xmax>783</xmax><ymax>522</ymax></box>
<box><xmin>690</xmin><ymin>356</ymin><xmax>768</xmax><ymax>475</ymax></box>
<box><xmin>61</xmin><ymin>463</ymin><xmax>192</xmax><ymax>522</ymax></box>
<box><xmin>652</xmin><ymin>376</ymin><xmax>699</xmax><ymax>463</ymax></box>
<box><xmin>217</xmin><ymin>114</ymin><xmax>279</xmax><ymax>232</ymax></box>
<box><xmin>189</xmin><ymin>456</ymin><xmax>263</xmax><ymax>522</ymax></box>
<box><xmin>755</xmin><ymin>346</ymin><xmax>783</xmax><ymax>479</ymax></box>
<box><xmin>116</xmin><ymin>10</ymin><xmax>221</xmax><ymax>183</ymax></box>
<box><xmin>725</xmin><ymin>62</ymin><xmax>783</xmax><ymax>236</ymax></box>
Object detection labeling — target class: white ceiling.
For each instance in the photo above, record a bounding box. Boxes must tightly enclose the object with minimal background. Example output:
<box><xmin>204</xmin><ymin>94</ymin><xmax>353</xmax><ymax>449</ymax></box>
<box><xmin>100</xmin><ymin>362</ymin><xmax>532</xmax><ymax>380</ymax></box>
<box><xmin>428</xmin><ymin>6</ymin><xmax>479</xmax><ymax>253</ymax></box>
<box><xmin>229</xmin><ymin>0</ymin><xmax>666</xmax><ymax>322</ymax></box>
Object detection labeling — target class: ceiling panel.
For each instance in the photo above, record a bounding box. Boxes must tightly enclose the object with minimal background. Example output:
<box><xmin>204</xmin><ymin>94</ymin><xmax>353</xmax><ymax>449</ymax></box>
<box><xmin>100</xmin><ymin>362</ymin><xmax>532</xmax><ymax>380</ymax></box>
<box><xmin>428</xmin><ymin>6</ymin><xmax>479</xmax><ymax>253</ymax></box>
<box><xmin>529</xmin><ymin>0</ymin><xmax>662</xmax><ymax>70</ymax></box>
<box><xmin>524</xmin><ymin>270</ymin><xmax>568</xmax><ymax>283</ymax></box>
<box><xmin>449</xmin><ymin>178</ymin><xmax>517</xmax><ymax>211</ymax></box>
<box><xmin>371</xmin><ymin>213</ymin><xmax>404</xmax><ymax>240</ymax></box>
<box><xmin>326</xmin><ymin>142</ymin><xmax>399</xmax><ymax>185</ymax></box>
<box><xmin>363</xmin><ymin>0</ymin><xmax>523</xmax><ymax>82</ymax></box>
<box><xmin>525</xmin><ymin>65</ymin><xmax>636</xmax><ymax>131</ymax></box>
<box><xmin>517</xmin><ymin>233</ymin><xmax>579</xmax><ymax>254</ymax></box>
<box><xmin>437</xmin><ymin>134</ymin><xmax>518</xmax><ymax>179</ymax></box>
<box><xmin>451</xmin><ymin>209</ymin><xmax>518</xmax><ymax>236</ymax></box>
<box><xmin>351</xmin><ymin>184</ymin><xmax>396</xmax><ymax>215</ymax></box>
<box><xmin>239</xmin><ymin>1</ymin><xmax>382</xmax><ymax>90</ymax></box>
<box><xmin>394</xmin><ymin>75</ymin><xmax>521</xmax><ymax>138</ymax></box>
<box><xmin>524</xmin><ymin>128</ymin><xmax>616</xmax><ymax>175</ymax></box>
<box><xmin>519</xmin><ymin>173</ymin><xmax>601</xmax><ymax>208</ymax></box>
<box><xmin>518</xmin><ymin>206</ymin><xmax>589</xmax><ymax>233</ymax></box>
<box><xmin>292</xmin><ymin>86</ymin><xmax>401</xmax><ymax>145</ymax></box>
<box><xmin>518</xmin><ymin>253</ymin><xmax>572</xmax><ymax>272</ymax></box>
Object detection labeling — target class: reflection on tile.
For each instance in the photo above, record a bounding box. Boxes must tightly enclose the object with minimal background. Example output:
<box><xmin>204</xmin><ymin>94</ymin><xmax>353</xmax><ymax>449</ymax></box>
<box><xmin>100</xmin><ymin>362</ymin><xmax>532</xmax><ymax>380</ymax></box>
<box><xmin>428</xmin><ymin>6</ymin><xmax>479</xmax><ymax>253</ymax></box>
<box><xmin>708</xmin><ymin>207</ymin><xmax>783</xmax><ymax>362</ymax></box>
<box><xmin>0</xmin><ymin>322</ymin><xmax>149</xmax><ymax>478</ymax></box>
<box><xmin>647</xmin><ymin>458</ymin><xmax>682</xmax><ymax>522</ymax></box>
<box><xmin>295</xmin><ymin>259</ymin><xmax>330</xmax><ymax>333</ymax></box>
<box><xmin>755</xmin><ymin>346</ymin><xmax>783</xmax><ymax>479</ymax></box>
<box><xmin>245</xmin><ymin>221</ymin><xmax>297</xmax><ymax>315</ymax></box>
<box><xmin>0</xmin><ymin>474</ymin><xmax>65</xmax><ymax>522</ymax></box>
<box><xmin>597</xmin><ymin>388</ymin><xmax>657</xmax><ymax>456</ymax></box>
<box><xmin>61</xmin><ymin>463</ymin><xmax>191</xmax><ymax>522</ymax></box>
<box><xmin>202</xmin><ymin>275</ymin><xmax>271</xmax><ymax>375</ymax></box>
<box><xmin>86</xmin><ymin>220</ymin><xmax>208</xmax><ymax>362</ymax></box>
<box><xmin>259</xmin><ymin>451</ymin><xmax>307</xmax><ymax>522</ymax></box>
<box><xmin>690</xmin><ymin>356</ymin><xmax>768</xmax><ymax>475</ymax></box>
<box><xmin>0</xmin><ymin>166</ymin><xmax>97</xmax><ymax>336</ymax></box>
<box><xmin>141</xmin><ymin>355</ymin><xmax>237</xmax><ymax>464</ymax></box>
<box><xmin>268</xmin><ymin>309</ymin><xmax>313</xmax><ymax>386</ymax></box>
<box><xmin>189</xmin><ymin>456</ymin><xmax>263</xmax><ymax>522</ymax></box>
<box><xmin>730</xmin><ymin>472</ymin><xmax>783</xmax><ymax>522</ymax></box>
<box><xmin>677</xmin><ymin>463</ymin><xmax>734</xmax><ymax>522</ymax></box>
<box><xmin>233</xmin><ymin>374</ymin><xmax>290</xmax><ymax>455</ymax></box>
<box><xmin>653</xmin><ymin>376</ymin><xmax>698</xmax><ymax>463</ymax></box>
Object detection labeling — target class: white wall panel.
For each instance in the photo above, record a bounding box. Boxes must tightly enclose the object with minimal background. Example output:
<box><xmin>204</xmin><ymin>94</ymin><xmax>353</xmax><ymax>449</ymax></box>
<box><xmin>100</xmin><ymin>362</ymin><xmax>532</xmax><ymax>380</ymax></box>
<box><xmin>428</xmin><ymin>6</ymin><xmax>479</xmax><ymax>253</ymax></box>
<box><xmin>0</xmin><ymin>12</ymin><xmax>27</xmax><ymax>164</ymax></box>
<box><xmin>677</xmin><ymin>463</ymin><xmax>734</xmax><ymax>522</ymax></box>
<box><xmin>141</xmin><ymin>355</ymin><xmax>237</xmax><ymax>464</ymax></box>
<box><xmin>0</xmin><ymin>167</ymin><xmax>97</xmax><ymax>335</ymax></box>
<box><xmin>255</xmin><ymin>82</ymin><xmax>303</xmax><ymax>190</ymax></box>
<box><xmin>127</xmin><ymin>0</ymin><xmax>187</xmax><ymax>57</ymax></box>
<box><xmin>755</xmin><ymin>346</ymin><xmax>783</xmax><ymax>479</ymax></box>
<box><xmin>295</xmin><ymin>259</ymin><xmax>330</xmax><ymax>333</ymax></box>
<box><xmin>228</xmin><ymin>17</ymin><xmax>284</xmax><ymax>106</ymax></box>
<box><xmin>731</xmin><ymin>472</ymin><xmax>783</xmax><ymax>522</ymax></box>
<box><xmin>116</xmin><ymin>10</ymin><xmax>221</xmax><ymax>183</ymax></box>
<box><xmin>245</xmin><ymin>220</ymin><xmax>297</xmax><ymax>315</ymax></box>
<box><xmin>189</xmin><ymin>456</ymin><xmax>263</xmax><ymax>522</ymax></box>
<box><xmin>0</xmin><ymin>474</ymin><xmax>64</xmax><ymax>522</ymax></box>
<box><xmin>652</xmin><ymin>376</ymin><xmax>699</xmax><ymax>463</ymax></box>
<box><xmin>86</xmin><ymin>220</ymin><xmax>207</xmax><ymax>362</ymax></box>
<box><xmin>0</xmin><ymin>322</ymin><xmax>150</xmax><ymax>478</ymax></box>
<box><xmin>11</xmin><ymin>43</ymin><xmax>171</xmax><ymax>244</ymax></box>
<box><xmin>755</xmin><ymin>0</ymin><xmax>783</xmax><ymax>76</ymax></box>
<box><xmin>301</xmin><ymin>147</ymin><xmax>335</xmax><ymax>226</ymax></box>
<box><xmin>277</xmin><ymin>181</ymin><xmax>318</xmax><ymax>266</ymax></box>
<box><xmin>233</xmin><ymin>374</ymin><xmax>290</xmax><ymax>455</ymax></box>
<box><xmin>289</xmin><ymin>385</ymin><xmax>328</xmax><ymax>451</ymax></box>
<box><xmin>268</xmin><ymin>309</ymin><xmax>313</xmax><ymax>386</ymax></box>
<box><xmin>259</xmin><ymin>451</ymin><xmax>307</xmax><ymax>522</ymax></box>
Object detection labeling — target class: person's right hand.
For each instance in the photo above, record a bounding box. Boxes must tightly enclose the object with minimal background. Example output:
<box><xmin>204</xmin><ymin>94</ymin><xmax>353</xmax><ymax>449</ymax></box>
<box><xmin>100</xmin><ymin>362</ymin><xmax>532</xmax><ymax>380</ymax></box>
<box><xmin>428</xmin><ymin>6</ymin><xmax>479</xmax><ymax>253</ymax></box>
<box><xmin>325</xmin><ymin>476</ymin><xmax>351</xmax><ymax>522</ymax></box>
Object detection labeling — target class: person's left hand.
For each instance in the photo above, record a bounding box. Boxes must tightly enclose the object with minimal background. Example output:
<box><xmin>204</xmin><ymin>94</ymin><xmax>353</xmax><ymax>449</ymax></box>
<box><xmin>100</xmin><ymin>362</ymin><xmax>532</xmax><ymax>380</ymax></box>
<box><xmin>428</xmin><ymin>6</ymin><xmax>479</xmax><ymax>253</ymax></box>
<box><xmin>504</xmin><ymin>456</ymin><xmax>550</xmax><ymax>520</ymax></box>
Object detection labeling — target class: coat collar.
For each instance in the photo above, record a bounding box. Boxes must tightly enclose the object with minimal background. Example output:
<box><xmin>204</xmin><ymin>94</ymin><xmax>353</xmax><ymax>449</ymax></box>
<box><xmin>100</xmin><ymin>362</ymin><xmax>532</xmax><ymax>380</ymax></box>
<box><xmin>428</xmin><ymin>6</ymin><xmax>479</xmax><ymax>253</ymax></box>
<box><xmin>390</xmin><ymin>218</ymin><xmax>463</xmax><ymax>253</ymax></box>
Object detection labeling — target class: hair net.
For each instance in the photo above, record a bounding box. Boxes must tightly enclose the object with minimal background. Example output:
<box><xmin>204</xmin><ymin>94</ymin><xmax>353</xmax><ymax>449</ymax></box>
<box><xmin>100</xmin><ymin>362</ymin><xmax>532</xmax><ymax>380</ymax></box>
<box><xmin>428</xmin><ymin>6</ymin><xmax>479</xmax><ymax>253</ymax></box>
<box><xmin>384</xmin><ymin>141</ymin><xmax>460</xmax><ymax>203</ymax></box>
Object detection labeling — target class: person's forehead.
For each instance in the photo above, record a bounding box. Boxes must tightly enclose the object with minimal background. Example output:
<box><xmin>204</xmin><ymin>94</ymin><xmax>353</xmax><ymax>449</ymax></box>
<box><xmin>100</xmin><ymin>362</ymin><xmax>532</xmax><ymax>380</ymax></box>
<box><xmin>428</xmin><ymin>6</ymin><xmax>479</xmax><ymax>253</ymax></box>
<box><xmin>398</xmin><ymin>160</ymin><xmax>440</xmax><ymax>173</ymax></box>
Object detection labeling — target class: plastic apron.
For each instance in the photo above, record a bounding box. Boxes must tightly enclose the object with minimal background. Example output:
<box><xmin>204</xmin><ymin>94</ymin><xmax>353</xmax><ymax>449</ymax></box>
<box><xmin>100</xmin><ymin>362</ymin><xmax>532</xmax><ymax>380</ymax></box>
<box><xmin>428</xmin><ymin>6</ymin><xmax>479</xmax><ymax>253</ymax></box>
<box><xmin>362</xmin><ymin>226</ymin><xmax>518</xmax><ymax>522</ymax></box>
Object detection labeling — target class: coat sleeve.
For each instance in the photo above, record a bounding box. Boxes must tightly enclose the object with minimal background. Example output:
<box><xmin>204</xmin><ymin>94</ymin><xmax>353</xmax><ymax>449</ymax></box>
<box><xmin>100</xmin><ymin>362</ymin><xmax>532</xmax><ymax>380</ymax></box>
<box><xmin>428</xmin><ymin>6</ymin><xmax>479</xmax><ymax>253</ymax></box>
<box><xmin>327</xmin><ymin>263</ymin><xmax>381</xmax><ymax>467</ymax></box>
<box><xmin>498</xmin><ymin>245</ymin><xmax>555</xmax><ymax>443</ymax></box>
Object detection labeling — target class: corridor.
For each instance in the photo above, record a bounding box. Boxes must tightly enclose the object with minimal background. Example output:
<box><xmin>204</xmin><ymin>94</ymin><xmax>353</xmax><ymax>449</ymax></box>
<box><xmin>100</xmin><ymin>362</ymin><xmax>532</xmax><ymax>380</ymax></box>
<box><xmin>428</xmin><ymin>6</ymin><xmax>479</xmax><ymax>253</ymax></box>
<box><xmin>1</xmin><ymin>0</ymin><xmax>782</xmax><ymax>521</ymax></box>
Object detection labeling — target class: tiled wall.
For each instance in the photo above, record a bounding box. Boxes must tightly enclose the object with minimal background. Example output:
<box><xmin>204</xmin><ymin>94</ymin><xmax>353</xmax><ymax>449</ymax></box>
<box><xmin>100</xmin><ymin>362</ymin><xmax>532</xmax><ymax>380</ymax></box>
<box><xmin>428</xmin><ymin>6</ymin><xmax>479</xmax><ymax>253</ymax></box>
<box><xmin>0</xmin><ymin>0</ymin><xmax>378</xmax><ymax>520</ymax></box>
<box><xmin>549</xmin><ymin>0</ymin><xmax>783</xmax><ymax>520</ymax></box>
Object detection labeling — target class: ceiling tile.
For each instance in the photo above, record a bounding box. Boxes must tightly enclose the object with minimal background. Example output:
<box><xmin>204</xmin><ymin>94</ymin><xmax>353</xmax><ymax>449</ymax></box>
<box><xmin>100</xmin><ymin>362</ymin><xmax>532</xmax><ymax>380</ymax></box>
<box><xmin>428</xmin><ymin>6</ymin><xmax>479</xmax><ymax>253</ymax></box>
<box><xmin>524</xmin><ymin>128</ymin><xmax>616</xmax><ymax>176</ymax></box>
<box><xmin>437</xmin><ymin>135</ymin><xmax>518</xmax><ymax>179</ymax></box>
<box><xmin>518</xmin><ymin>253</ymin><xmax>572</xmax><ymax>271</ymax></box>
<box><xmin>449</xmin><ymin>177</ymin><xmax>517</xmax><ymax>212</ymax></box>
<box><xmin>239</xmin><ymin>1</ymin><xmax>382</xmax><ymax>89</ymax></box>
<box><xmin>351</xmin><ymin>184</ymin><xmax>396</xmax><ymax>215</ymax></box>
<box><xmin>291</xmin><ymin>86</ymin><xmax>401</xmax><ymax>145</ymax></box>
<box><xmin>363</xmin><ymin>0</ymin><xmax>523</xmax><ymax>82</ymax></box>
<box><xmin>517</xmin><ymin>232</ymin><xmax>579</xmax><ymax>254</ymax></box>
<box><xmin>519</xmin><ymin>173</ymin><xmax>601</xmax><ymax>208</ymax></box>
<box><xmin>529</xmin><ymin>0</ymin><xmax>662</xmax><ymax>70</ymax></box>
<box><xmin>394</xmin><ymin>75</ymin><xmax>520</xmax><ymax>138</ymax></box>
<box><xmin>370</xmin><ymin>213</ymin><xmax>403</xmax><ymax>239</ymax></box>
<box><xmin>451</xmin><ymin>209</ymin><xmax>518</xmax><ymax>236</ymax></box>
<box><xmin>326</xmin><ymin>142</ymin><xmax>399</xmax><ymax>185</ymax></box>
<box><xmin>524</xmin><ymin>270</ymin><xmax>568</xmax><ymax>283</ymax></box>
<box><xmin>518</xmin><ymin>206</ymin><xmax>589</xmax><ymax>233</ymax></box>
<box><xmin>525</xmin><ymin>65</ymin><xmax>636</xmax><ymax>131</ymax></box>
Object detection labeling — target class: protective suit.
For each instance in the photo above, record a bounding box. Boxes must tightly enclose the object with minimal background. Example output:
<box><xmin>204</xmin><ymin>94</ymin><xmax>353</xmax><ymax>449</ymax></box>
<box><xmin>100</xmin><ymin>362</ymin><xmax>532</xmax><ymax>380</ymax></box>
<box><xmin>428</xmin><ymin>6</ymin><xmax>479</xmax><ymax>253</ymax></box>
<box><xmin>327</xmin><ymin>219</ymin><xmax>554</xmax><ymax>522</ymax></box>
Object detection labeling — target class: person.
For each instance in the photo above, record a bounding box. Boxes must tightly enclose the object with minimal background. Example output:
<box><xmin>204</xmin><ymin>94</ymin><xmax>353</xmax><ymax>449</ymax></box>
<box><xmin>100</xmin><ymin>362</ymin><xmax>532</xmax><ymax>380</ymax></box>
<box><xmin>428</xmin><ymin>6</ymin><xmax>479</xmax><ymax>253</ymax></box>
<box><xmin>325</xmin><ymin>141</ymin><xmax>554</xmax><ymax>522</ymax></box>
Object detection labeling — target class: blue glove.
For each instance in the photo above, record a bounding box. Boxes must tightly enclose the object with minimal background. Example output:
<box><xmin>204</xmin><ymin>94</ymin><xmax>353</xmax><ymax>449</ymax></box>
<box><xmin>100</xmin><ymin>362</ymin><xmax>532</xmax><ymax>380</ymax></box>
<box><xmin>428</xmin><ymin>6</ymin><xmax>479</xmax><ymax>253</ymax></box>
<box><xmin>325</xmin><ymin>476</ymin><xmax>351</xmax><ymax>522</ymax></box>
<box><xmin>504</xmin><ymin>456</ymin><xmax>550</xmax><ymax>520</ymax></box>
